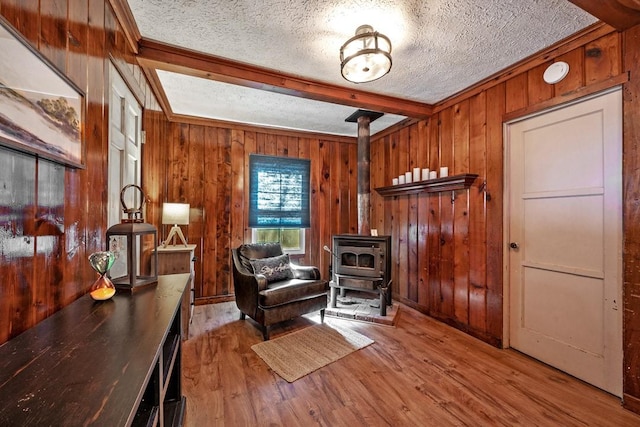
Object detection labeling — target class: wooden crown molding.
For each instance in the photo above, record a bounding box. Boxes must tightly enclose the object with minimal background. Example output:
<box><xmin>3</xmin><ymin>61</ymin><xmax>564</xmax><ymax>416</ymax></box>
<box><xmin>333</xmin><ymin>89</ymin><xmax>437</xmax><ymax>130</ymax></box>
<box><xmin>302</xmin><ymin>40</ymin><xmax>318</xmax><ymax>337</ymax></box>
<box><xmin>108</xmin><ymin>0</ymin><xmax>141</xmax><ymax>53</ymax></box>
<box><xmin>568</xmin><ymin>0</ymin><xmax>640</xmax><ymax>30</ymax></box>
<box><xmin>502</xmin><ymin>73</ymin><xmax>629</xmax><ymax>123</ymax></box>
<box><xmin>133</xmin><ymin>8</ymin><xmax>620</xmax><ymax>138</ymax></box>
<box><xmin>433</xmin><ymin>22</ymin><xmax>616</xmax><ymax>113</ymax></box>
<box><xmin>140</xmin><ymin>63</ymin><xmax>357</xmax><ymax>142</ymax></box>
<box><xmin>167</xmin><ymin>112</ymin><xmax>358</xmax><ymax>144</ymax></box>
<box><xmin>140</xmin><ymin>67</ymin><xmax>173</xmax><ymax>117</ymax></box>
<box><xmin>136</xmin><ymin>38</ymin><xmax>433</xmax><ymax>120</ymax></box>
<box><xmin>370</xmin><ymin>118</ymin><xmax>420</xmax><ymax>142</ymax></box>
<box><xmin>148</xmin><ymin>64</ymin><xmax>398</xmax><ymax>143</ymax></box>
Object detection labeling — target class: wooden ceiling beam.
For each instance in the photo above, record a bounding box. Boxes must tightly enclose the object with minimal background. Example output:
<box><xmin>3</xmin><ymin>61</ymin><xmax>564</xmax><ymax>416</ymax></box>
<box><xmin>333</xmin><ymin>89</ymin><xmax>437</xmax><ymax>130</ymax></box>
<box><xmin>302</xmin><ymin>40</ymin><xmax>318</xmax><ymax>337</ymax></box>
<box><xmin>568</xmin><ymin>0</ymin><xmax>640</xmax><ymax>30</ymax></box>
<box><xmin>136</xmin><ymin>38</ymin><xmax>432</xmax><ymax>120</ymax></box>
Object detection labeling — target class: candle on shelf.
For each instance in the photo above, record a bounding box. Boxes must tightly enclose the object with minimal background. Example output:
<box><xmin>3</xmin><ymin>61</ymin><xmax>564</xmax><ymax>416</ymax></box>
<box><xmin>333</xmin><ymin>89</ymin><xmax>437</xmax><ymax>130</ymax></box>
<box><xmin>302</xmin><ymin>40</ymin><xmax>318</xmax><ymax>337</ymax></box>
<box><xmin>405</xmin><ymin>171</ymin><xmax>412</xmax><ymax>183</ymax></box>
<box><xmin>398</xmin><ymin>175</ymin><xmax>406</xmax><ymax>184</ymax></box>
<box><xmin>392</xmin><ymin>178</ymin><xmax>399</xmax><ymax>186</ymax></box>
<box><xmin>413</xmin><ymin>167</ymin><xmax>420</xmax><ymax>182</ymax></box>
<box><xmin>429</xmin><ymin>170</ymin><xmax>437</xmax><ymax>180</ymax></box>
<box><xmin>422</xmin><ymin>168</ymin><xmax>430</xmax><ymax>181</ymax></box>
<box><xmin>440</xmin><ymin>166</ymin><xmax>449</xmax><ymax>178</ymax></box>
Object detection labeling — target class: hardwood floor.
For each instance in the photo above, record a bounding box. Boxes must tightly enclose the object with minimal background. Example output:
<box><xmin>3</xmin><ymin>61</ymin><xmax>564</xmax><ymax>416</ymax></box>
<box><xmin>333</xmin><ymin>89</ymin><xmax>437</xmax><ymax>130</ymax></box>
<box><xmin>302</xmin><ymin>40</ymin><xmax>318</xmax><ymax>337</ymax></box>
<box><xmin>182</xmin><ymin>301</ymin><xmax>640</xmax><ymax>426</ymax></box>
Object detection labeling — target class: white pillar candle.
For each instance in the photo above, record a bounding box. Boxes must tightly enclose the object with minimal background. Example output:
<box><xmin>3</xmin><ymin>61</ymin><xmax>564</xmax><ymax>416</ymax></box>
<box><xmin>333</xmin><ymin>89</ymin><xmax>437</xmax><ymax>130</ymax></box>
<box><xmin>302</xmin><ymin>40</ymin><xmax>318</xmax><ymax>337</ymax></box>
<box><xmin>429</xmin><ymin>170</ymin><xmax>437</xmax><ymax>179</ymax></box>
<box><xmin>439</xmin><ymin>166</ymin><xmax>449</xmax><ymax>178</ymax></box>
<box><xmin>413</xmin><ymin>167</ymin><xmax>421</xmax><ymax>182</ymax></box>
<box><xmin>422</xmin><ymin>168</ymin><xmax>430</xmax><ymax>181</ymax></box>
<box><xmin>392</xmin><ymin>178</ymin><xmax>399</xmax><ymax>186</ymax></box>
<box><xmin>405</xmin><ymin>171</ymin><xmax>412</xmax><ymax>183</ymax></box>
<box><xmin>398</xmin><ymin>175</ymin><xmax>406</xmax><ymax>184</ymax></box>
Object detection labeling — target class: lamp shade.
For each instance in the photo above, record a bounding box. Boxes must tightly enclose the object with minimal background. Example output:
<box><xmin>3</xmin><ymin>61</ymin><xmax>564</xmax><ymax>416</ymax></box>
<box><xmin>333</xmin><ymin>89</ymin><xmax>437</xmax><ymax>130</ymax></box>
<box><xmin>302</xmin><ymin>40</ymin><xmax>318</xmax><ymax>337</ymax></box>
<box><xmin>162</xmin><ymin>203</ymin><xmax>190</xmax><ymax>225</ymax></box>
<box><xmin>340</xmin><ymin>25</ymin><xmax>392</xmax><ymax>83</ymax></box>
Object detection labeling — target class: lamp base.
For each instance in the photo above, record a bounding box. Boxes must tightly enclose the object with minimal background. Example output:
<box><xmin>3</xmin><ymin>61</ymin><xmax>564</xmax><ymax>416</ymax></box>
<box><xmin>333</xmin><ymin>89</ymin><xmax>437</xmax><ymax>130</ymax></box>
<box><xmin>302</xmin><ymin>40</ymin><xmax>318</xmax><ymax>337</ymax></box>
<box><xmin>163</xmin><ymin>225</ymin><xmax>188</xmax><ymax>247</ymax></box>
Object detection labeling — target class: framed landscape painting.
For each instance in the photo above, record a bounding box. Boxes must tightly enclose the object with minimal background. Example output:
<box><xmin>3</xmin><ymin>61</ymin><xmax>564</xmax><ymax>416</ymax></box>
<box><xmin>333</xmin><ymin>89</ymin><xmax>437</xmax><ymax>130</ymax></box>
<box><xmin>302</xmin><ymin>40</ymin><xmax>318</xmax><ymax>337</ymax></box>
<box><xmin>0</xmin><ymin>16</ymin><xmax>84</xmax><ymax>168</ymax></box>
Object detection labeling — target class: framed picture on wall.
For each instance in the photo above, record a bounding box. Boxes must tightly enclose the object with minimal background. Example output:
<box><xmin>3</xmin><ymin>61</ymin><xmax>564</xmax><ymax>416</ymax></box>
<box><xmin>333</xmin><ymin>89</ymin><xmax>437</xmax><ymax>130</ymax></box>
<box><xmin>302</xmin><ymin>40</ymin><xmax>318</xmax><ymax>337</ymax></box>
<box><xmin>0</xmin><ymin>16</ymin><xmax>84</xmax><ymax>168</ymax></box>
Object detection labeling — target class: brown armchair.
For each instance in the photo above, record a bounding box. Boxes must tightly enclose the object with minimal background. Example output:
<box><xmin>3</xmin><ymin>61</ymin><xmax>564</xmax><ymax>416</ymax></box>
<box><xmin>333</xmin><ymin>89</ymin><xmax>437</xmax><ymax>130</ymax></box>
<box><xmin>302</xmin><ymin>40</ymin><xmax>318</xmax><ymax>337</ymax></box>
<box><xmin>232</xmin><ymin>242</ymin><xmax>328</xmax><ymax>340</ymax></box>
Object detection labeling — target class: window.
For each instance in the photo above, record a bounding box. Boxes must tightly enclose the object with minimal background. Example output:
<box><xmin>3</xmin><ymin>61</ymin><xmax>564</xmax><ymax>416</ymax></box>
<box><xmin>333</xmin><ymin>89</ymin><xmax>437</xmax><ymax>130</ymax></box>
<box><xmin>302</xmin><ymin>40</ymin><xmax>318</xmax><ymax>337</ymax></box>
<box><xmin>249</xmin><ymin>154</ymin><xmax>310</xmax><ymax>228</ymax></box>
<box><xmin>249</xmin><ymin>154</ymin><xmax>310</xmax><ymax>255</ymax></box>
<box><xmin>251</xmin><ymin>228</ymin><xmax>306</xmax><ymax>255</ymax></box>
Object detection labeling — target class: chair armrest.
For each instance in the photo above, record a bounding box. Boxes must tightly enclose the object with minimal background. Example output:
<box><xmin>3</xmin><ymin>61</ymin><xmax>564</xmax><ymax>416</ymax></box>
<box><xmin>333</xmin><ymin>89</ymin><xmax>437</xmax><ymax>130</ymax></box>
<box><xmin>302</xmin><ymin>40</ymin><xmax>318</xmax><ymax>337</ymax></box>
<box><xmin>235</xmin><ymin>268</ymin><xmax>269</xmax><ymax>291</ymax></box>
<box><xmin>291</xmin><ymin>264</ymin><xmax>321</xmax><ymax>280</ymax></box>
<box><xmin>254</xmin><ymin>274</ymin><xmax>268</xmax><ymax>290</ymax></box>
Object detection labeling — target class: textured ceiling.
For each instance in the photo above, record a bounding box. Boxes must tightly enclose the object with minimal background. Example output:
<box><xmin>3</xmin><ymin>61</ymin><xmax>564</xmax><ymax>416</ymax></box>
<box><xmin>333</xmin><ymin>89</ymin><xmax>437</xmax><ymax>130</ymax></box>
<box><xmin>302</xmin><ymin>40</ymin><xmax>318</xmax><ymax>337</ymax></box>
<box><xmin>127</xmin><ymin>0</ymin><xmax>597</xmax><ymax>136</ymax></box>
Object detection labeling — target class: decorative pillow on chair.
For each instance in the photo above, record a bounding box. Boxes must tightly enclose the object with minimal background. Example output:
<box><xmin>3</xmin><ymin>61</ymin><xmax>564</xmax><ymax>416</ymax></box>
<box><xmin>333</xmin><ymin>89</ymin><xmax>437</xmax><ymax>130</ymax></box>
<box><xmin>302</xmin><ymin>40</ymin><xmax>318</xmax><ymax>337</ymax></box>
<box><xmin>250</xmin><ymin>254</ymin><xmax>294</xmax><ymax>283</ymax></box>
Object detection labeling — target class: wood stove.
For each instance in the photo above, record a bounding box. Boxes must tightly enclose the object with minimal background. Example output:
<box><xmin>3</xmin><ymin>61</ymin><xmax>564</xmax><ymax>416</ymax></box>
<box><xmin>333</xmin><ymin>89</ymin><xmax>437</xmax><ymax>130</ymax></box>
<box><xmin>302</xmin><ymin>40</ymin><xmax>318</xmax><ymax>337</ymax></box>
<box><xmin>336</xmin><ymin>245</ymin><xmax>383</xmax><ymax>278</ymax></box>
<box><xmin>330</xmin><ymin>234</ymin><xmax>392</xmax><ymax>315</ymax></box>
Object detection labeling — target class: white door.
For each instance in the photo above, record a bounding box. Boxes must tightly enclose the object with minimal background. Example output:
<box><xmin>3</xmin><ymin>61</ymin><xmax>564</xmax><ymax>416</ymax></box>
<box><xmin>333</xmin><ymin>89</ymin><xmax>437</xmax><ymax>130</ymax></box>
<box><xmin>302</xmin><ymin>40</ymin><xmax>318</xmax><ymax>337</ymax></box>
<box><xmin>108</xmin><ymin>63</ymin><xmax>142</xmax><ymax>227</ymax></box>
<box><xmin>108</xmin><ymin>64</ymin><xmax>142</xmax><ymax>278</ymax></box>
<box><xmin>507</xmin><ymin>88</ymin><xmax>622</xmax><ymax>396</ymax></box>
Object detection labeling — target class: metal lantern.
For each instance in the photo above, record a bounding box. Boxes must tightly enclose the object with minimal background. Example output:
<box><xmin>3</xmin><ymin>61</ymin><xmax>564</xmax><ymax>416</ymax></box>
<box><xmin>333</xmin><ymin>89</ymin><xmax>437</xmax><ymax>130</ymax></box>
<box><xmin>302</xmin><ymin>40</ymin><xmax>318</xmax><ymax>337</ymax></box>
<box><xmin>106</xmin><ymin>185</ymin><xmax>158</xmax><ymax>291</ymax></box>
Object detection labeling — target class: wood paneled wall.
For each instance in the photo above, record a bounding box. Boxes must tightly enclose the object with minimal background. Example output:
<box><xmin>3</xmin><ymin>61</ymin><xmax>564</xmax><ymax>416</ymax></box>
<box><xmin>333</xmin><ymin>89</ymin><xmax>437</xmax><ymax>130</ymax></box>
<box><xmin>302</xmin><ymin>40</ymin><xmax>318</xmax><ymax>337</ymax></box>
<box><xmin>0</xmin><ymin>0</ymin><xmax>162</xmax><ymax>345</ymax></box>
<box><xmin>3</xmin><ymin>0</ymin><xmax>640</xmax><ymax>415</ymax></box>
<box><xmin>142</xmin><ymin>117</ymin><xmax>359</xmax><ymax>304</ymax></box>
<box><xmin>622</xmin><ymin>23</ymin><xmax>640</xmax><ymax>414</ymax></box>
<box><xmin>370</xmin><ymin>27</ymin><xmax>623</xmax><ymax>345</ymax></box>
<box><xmin>370</xmin><ymin>24</ymin><xmax>640</xmax><ymax>407</ymax></box>
<box><xmin>144</xmin><ymin>22</ymin><xmax>640</xmax><ymax>407</ymax></box>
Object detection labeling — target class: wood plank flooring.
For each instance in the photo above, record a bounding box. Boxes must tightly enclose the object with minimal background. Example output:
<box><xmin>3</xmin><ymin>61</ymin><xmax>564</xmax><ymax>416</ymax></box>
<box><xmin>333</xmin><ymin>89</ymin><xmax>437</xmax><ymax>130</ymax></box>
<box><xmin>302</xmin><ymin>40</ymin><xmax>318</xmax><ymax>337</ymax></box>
<box><xmin>182</xmin><ymin>302</ymin><xmax>640</xmax><ymax>426</ymax></box>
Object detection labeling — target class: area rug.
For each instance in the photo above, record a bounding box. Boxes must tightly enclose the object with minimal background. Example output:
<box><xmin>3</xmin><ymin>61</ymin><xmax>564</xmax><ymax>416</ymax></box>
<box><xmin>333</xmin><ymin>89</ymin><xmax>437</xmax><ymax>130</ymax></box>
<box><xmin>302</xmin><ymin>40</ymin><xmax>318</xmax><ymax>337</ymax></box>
<box><xmin>251</xmin><ymin>323</ymin><xmax>374</xmax><ymax>382</ymax></box>
<box><xmin>325</xmin><ymin>291</ymin><xmax>400</xmax><ymax>326</ymax></box>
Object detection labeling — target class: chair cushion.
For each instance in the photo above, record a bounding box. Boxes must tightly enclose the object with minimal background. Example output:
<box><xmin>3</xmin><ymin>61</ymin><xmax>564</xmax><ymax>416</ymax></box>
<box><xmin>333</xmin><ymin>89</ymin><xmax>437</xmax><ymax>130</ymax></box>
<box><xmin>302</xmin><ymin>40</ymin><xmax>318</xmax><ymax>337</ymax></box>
<box><xmin>259</xmin><ymin>278</ymin><xmax>328</xmax><ymax>307</ymax></box>
<box><xmin>250</xmin><ymin>254</ymin><xmax>294</xmax><ymax>283</ymax></box>
<box><xmin>237</xmin><ymin>242</ymin><xmax>284</xmax><ymax>271</ymax></box>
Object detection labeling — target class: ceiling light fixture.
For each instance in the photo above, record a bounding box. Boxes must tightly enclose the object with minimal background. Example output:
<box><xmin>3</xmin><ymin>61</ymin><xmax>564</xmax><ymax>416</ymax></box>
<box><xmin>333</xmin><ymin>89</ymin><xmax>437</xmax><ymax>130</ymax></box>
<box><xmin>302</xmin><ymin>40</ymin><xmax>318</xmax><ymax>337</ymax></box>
<box><xmin>340</xmin><ymin>25</ymin><xmax>392</xmax><ymax>83</ymax></box>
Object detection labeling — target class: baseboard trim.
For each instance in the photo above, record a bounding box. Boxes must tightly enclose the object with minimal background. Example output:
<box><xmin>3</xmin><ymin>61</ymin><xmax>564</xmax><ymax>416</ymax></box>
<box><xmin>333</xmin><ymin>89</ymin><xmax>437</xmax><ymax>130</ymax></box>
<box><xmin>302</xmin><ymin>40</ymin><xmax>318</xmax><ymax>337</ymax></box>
<box><xmin>396</xmin><ymin>295</ymin><xmax>502</xmax><ymax>348</ymax></box>
<box><xmin>195</xmin><ymin>295</ymin><xmax>235</xmax><ymax>305</ymax></box>
<box><xmin>623</xmin><ymin>393</ymin><xmax>640</xmax><ymax>415</ymax></box>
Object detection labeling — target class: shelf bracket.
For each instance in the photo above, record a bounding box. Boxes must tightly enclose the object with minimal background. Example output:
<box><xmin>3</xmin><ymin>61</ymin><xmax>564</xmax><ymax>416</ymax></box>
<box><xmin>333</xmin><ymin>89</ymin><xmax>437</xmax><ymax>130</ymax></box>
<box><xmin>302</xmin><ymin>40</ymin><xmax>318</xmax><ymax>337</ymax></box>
<box><xmin>481</xmin><ymin>180</ymin><xmax>492</xmax><ymax>201</ymax></box>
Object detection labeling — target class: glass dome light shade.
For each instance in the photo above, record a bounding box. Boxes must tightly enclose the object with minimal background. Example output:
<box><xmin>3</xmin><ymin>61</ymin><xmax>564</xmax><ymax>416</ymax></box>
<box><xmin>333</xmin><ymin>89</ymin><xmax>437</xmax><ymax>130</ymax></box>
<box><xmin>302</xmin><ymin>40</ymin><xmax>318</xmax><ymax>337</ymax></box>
<box><xmin>340</xmin><ymin>25</ymin><xmax>392</xmax><ymax>83</ymax></box>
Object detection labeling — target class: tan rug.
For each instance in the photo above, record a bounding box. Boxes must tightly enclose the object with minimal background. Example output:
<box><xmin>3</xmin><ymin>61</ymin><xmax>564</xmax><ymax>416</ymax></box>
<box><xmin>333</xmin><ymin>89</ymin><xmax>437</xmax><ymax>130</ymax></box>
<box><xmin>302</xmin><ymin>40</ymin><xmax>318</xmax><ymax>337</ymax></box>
<box><xmin>251</xmin><ymin>323</ymin><xmax>374</xmax><ymax>382</ymax></box>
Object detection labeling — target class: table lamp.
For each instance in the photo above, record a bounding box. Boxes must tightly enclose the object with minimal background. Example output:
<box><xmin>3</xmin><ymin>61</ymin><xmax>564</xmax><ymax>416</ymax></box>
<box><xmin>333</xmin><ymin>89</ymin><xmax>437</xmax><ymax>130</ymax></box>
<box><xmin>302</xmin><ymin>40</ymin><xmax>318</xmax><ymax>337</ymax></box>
<box><xmin>162</xmin><ymin>202</ymin><xmax>190</xmax><ymax>247</ymax></box>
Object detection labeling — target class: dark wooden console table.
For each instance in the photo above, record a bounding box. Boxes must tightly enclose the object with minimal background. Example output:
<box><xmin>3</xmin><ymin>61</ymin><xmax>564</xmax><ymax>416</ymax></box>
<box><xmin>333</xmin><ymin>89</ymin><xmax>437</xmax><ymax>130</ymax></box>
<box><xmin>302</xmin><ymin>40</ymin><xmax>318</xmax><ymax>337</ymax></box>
<box><xmin>0</xmin><ymin>274</ymin><xmax>189</xmax><ymax>426</ymax></box>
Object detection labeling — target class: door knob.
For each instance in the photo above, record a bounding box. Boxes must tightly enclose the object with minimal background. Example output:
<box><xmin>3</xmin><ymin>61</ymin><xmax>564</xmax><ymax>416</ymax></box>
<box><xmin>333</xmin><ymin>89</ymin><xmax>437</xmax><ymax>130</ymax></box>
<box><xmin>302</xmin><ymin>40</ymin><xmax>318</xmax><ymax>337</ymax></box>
<box><xmin>510</xmin><ymin>242</ymin><xmax>519</xmax><ymax>249</ymax></box>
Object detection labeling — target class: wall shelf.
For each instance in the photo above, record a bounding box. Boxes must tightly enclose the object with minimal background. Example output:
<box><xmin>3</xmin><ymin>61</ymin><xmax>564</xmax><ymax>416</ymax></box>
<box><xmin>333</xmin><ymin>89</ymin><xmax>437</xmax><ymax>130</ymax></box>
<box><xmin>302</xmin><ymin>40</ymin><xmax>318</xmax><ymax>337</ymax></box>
<box><xmin>375</xmin><ymin>173</ymin><xmax>479</xmax><ymax>197</ymax></box>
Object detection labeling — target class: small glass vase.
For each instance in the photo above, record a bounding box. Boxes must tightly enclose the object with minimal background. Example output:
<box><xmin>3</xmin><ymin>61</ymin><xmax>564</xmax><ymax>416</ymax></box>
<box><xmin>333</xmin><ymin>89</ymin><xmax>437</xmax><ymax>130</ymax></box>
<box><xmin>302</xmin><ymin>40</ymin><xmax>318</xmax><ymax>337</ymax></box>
<box><xmin>88</xmin><ymin>251</ymin><xmax>116</xmax><ymax>301</ymax></box>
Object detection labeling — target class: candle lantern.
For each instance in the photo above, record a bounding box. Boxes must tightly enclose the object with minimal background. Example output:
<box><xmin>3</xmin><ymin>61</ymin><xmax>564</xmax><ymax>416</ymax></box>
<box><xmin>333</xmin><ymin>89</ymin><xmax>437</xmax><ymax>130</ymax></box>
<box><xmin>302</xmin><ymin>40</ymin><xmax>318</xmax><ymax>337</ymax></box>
<box><xmin>106</xmin><ymin>185</ymin><xmax>158</xmax><ymax>292</ymax></box>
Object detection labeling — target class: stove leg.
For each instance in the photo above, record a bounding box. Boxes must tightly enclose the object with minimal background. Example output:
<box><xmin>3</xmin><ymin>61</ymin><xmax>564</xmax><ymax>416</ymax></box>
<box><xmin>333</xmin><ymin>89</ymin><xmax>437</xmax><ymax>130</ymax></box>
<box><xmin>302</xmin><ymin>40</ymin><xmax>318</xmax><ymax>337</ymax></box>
<box><xmin>379</xmin><ymin>285</ymin><xmax>387</xmax><ymax>316</ymax></box>
<box><xmin>330</xmin><ymin>286</ymin><xmax>338</xmax><ymax>308</ymax></box>
<box><xmin>386</xmin><ymin>280</ymin><xmax>393</xmax><ymax>307</ymax></box>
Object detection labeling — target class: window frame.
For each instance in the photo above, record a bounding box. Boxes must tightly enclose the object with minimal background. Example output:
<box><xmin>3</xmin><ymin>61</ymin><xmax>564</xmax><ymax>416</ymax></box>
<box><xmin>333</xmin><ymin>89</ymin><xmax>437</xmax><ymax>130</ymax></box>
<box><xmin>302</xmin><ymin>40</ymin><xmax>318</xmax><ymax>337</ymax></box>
<box><xmin>248</xmin><ymin>154</ymin><xmax>311</xmax><ymax>229</ymax></box>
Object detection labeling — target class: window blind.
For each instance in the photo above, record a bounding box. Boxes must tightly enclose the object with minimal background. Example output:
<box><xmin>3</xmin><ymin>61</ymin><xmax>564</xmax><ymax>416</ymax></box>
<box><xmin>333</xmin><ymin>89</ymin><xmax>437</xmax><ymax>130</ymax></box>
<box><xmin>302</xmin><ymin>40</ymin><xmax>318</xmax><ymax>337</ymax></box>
<box><xmin>249</xmin><ymin>154</ymin><xmax>311</xmax><ymax>228</ymax></box>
